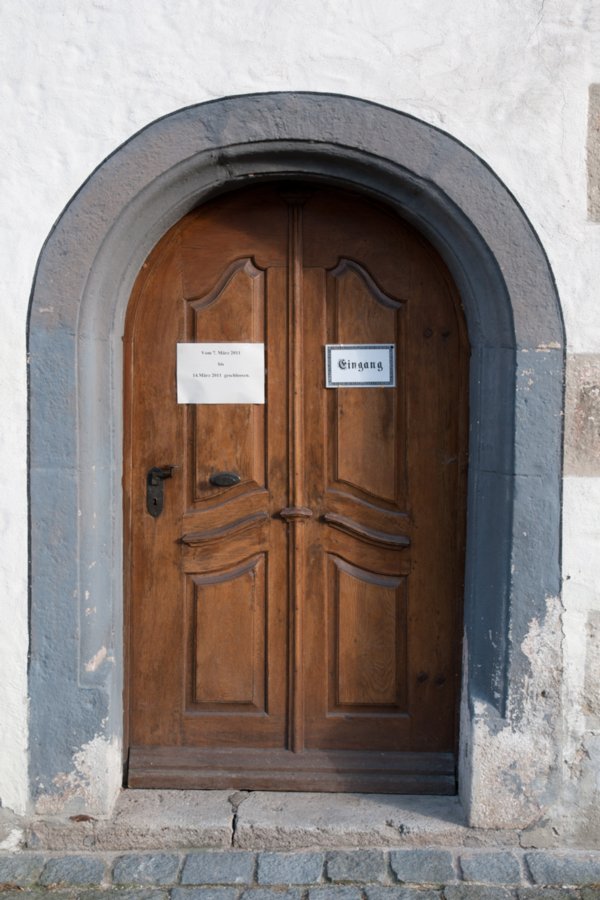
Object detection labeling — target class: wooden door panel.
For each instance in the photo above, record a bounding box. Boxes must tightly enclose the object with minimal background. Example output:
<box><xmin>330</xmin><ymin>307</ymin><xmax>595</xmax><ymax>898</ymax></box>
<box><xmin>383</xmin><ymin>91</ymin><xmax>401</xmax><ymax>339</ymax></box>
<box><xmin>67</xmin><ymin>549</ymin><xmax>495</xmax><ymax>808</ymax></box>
<box><xmin>126</xmin><ymin>237</ymin><xmax>186</xmax><ymax>749</ymax></box>
<box><xmin>303</xmin><ymin>190</ymin><xmax>415</xmax><ymax>299</ymax></box>
<box><xmin>180</xmin><ymin>191</ymin><xmax>287</xmax><ymax>298</ymax></box>
<box><xmin>181</xmin><ymin>532</ymin><xmax>288</xmax><ymax>747</ymax></box>
<box><xmin>401</xmin><ymin>256</ymin><xmax>467</xmax><ymax>751</ymax></box>
<box><xmin>300</xmin><ymin>191</ymin><xmax>466</xmax><ymax>760</ymax></box>
<box><xmin>188</xmin><ymin>259</ymin><xmax>267</xmax><ymax>503</ymax></box>
<box><xmin>329</xmin><ymin>557</ymin><xmax>407</xmax><ymax>710</ymax></box>
<box><xmin>304</xmin><ymin>523</ymin><xmax>412</xmax><ymax>750</ymax></box>
<box><xmin>327</xmin><ymin>261</ymin><xmax>405</xmax><ymax>506</ymax></box>
<box><xmin>189</xmin><ymin>555</ymin><xmax>266</xmax><ymax>709</ymax></box>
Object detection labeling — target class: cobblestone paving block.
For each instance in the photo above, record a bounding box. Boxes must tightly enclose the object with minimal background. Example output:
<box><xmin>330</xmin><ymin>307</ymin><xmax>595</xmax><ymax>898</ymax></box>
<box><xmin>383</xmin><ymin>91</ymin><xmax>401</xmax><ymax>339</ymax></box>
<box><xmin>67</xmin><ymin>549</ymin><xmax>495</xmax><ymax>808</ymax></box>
<box><xmin>112</xmin><ymin>852</ymin><xmax>182</xmax><ymax>885</ymax></box>
<box><xmin>0</xmin><ymin>894</ymin><xmax>38</xmax><ymax>900</ymax></box>
<box><xmin>171</xmin><ymin>889</ymin><xmax>241</xmax><ymax>900</ymax></box>
<box><xmin>460</xmin><ymin>851</ymin><xmax>522</xmax><ymax>885</ymax></box>
<box><xmin>39</xmin><ymin>894</ymin><xmax>70</xmax><ymax>900</ymax></box>
<box><xmin>39</xmin><ymin>854</ymin><xmax>106</xmax><ymax>885</ymax></box>
<box><xmin>0</xmin><ymin>894</ymin><xmax>76</xmax><ymax>900</ymax></box>
<box><xmin>326</xmin><ymin>850</ymin><xmax>388</xmax><ymax>884</ymax></box>
<box><xmin>366</xmin><ymin>886</ymin><xmax>442</xmax><ymax>900</ymax></box>
<box><xmin>526</xmin><ymin>854</ymin><xmax>600</xmax><ymax>887</ymax></box>
<box><xmin>3</xmin><ymin>893</ymin><xmax>78</xmax><ymax>899</ymax></box>
<box><xmin>390</xmin><ymin>849</ymin><xmax>456</xmax><ymax>884</ymax></box>
<box><xmin>240</xmin><ymin>890</ymin><xmax>303</xmax><ymax>900</ymax></box>
<box><xmin>80</xmin><ymin>891</ymin><xmax>169</xmax><ymax>899</ymax></box>
<box><xmin>309</xmin><ymin>886</ymin><xmax>363</xmax><ymax>900</ymax></box>
<box><xmin>258</xmin><ymin>851</ymin><xmax>324</xmax><ymax>884</ymax></box>
<box><xmin>518</xmin><ymin>888</ymin><xmax>583</xmax><ymax>899</ymax></box>
<box><xmin>182</xmin><ymin>851</ymin><xmax>256</xmax><ymax>885</ymax></box>
<box><xmin>443</xmin><ymin>885</ymin><xmax>516</xmax><ymax>900</ymax></box>
<box><xmin>0</xmin><ymin>853</ymin><xmax>45</xmax><ymax>886</ymax></box>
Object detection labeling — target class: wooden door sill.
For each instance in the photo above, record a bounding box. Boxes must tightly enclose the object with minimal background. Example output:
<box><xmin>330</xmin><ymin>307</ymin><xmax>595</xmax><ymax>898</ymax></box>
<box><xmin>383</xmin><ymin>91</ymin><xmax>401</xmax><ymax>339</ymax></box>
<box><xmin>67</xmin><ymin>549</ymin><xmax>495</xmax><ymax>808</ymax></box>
<box><xmin>127</xmin><ymin>746</ymin><xmax>456</xmax><ymax>794</ymax></box>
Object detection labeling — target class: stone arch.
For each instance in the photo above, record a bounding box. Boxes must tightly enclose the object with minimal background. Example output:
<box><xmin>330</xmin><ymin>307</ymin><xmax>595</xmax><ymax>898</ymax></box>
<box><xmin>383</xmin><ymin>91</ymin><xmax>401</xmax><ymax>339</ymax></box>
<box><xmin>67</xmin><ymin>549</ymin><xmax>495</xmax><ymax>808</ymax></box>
<box><xmin>28</xmin><ymin>93</ymin><xmax>564</xmax><ymax>820</ymax></box>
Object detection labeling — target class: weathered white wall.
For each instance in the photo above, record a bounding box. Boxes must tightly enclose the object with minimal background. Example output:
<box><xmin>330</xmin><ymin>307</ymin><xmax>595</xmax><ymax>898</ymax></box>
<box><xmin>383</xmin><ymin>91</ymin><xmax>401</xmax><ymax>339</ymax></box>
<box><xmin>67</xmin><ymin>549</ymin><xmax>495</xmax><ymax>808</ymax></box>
<box><xmin>1</xmin><ymin>0</ymin><xmax>600</xmax><ymax>826</ymax></box>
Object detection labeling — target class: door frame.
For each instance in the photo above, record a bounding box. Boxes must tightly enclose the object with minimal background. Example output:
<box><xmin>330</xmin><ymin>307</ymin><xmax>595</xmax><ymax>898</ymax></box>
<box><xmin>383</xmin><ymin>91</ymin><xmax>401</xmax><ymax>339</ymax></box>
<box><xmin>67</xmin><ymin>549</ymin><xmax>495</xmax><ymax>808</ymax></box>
<box><xmin>28</xmin><ymin>93</ymin><xmax>564</xmax><ymax>826</ymax></box>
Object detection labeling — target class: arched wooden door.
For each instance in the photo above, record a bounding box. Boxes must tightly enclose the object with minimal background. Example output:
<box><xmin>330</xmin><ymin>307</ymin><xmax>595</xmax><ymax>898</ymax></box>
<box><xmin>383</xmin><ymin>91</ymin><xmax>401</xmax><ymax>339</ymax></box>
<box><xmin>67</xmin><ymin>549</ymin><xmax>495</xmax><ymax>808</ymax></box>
<box><xmin>124</xmin><ymin>184</ymin><xmax>468</xmax><ymax>793</ymax></box>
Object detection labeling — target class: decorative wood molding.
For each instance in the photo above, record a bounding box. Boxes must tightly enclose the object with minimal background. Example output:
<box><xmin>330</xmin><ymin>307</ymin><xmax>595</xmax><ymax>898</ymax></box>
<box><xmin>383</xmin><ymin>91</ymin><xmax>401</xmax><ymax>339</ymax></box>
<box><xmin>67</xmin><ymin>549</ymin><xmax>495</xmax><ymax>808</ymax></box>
<box><xmin>189</xmin><ymin>257</ymin><xmax>264</xmax><ymax>308</ymax></box>
<box><xmin>286</xmin><ymin>195</ymin><xmax>306</xmax><ymax>754</ymax></box>
<box><xmin>330</xmin><ymin>258</ymin><xmax>406</xmax><ymax>309</ymax></box>
<box><xmin>180</xmin><ymin>511</ymin><xmax>269</xmax><ymax>546</ymax></box>
<box><xmin>322</xmin><ymin>512</ymin><xmax>410</xmax><ymax>549</ymax></box>
<box><xmin>279</xmin><ymin>506</ymin><xmax>313</xmax><ymax>522</ymax></box>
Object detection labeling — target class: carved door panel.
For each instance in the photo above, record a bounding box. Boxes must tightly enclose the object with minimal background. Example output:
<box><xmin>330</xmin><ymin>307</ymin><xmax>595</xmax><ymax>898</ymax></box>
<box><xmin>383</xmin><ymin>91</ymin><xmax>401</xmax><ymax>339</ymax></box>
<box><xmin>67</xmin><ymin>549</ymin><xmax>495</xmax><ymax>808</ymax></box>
<box><xmin>125</xmin><ymin>185</ymin><xmax>468</xmax><ymax>793</ymax></box>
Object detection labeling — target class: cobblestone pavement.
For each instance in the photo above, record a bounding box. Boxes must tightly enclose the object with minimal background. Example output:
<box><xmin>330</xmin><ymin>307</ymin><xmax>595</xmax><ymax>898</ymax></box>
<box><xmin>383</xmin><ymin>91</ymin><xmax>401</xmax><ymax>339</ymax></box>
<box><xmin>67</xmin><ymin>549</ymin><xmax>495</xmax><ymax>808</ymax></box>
<box><xmin>1</xmin><ymin>849</ymin><xmax>600</xmax><ymax>898</ymax></box>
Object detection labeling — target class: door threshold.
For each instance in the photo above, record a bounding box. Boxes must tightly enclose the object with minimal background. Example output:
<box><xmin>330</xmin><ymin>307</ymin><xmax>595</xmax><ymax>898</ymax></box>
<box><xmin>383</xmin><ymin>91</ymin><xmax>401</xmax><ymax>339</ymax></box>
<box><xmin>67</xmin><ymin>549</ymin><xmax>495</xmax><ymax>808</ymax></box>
<box><xmin>28</xmin><ymin>788</ymin><xmax>522</xmax><ymax>851</ymax></box>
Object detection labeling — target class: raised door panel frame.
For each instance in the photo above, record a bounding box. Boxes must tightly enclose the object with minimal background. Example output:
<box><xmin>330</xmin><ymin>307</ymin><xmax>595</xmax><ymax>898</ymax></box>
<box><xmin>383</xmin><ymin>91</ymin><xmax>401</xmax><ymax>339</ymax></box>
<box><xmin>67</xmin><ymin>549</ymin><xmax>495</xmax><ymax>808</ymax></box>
<box><xmin>329</xmin><ymin>555</ymin><xmax>408</xmax><ymax>713</ymax></box>
<box><xmin>28</xmin><ymin>93</ymin><xmax>564</xmax><ymax>825</ymax></box>
<box><xmin>327</xmin><ymin>260</ymin><xmax>407</xmax><ymax>508</ymax></box>
<box><xmin>189</xmin><ymin>555</ymin><xmax>267</xmax><ymax>712</ymax></box>
<box><xmin>187</xmin><ymin>259</ymin><xmax>268</xmax><ymax>503</ymax></box>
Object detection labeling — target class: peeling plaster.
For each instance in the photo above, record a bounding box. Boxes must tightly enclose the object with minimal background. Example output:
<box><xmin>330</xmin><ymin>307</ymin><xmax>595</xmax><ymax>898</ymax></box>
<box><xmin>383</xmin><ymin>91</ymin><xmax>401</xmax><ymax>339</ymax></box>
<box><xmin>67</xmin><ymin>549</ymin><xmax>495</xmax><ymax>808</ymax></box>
<box><xmin>559</xmin><ymin>476</ymin><xmax>600</xmax><ymax>843</ymax></box>
<box><xmin>465</xmin><ymin>597</ymin><xmax>563</xmax><ymax>829</ymax></box>
<box><xmin>583</xmin><ymin>611</ymin><xmax>600</xmax><ymax>720</ymax></box>
<box><xmin>34</xmin><ymin>735</ymin><xmax>121</xmax><ymax>817</ymax></box>
<box><xmin>84</xmin><ymin>647</ymin><xmax>108</xmax><ymax>672</ymax></box>
<box><xmin>0</xmin><ymin>827</ymin><xmax>25</xmax><ymax>851</ymax></box>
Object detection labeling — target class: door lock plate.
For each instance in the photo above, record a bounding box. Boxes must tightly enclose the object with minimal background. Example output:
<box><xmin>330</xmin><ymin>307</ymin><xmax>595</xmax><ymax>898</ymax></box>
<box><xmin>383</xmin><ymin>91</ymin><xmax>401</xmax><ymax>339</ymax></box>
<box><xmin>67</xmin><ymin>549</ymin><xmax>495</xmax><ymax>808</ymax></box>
<box><xmin>146</xmin><ymin>466</ymin><xmax>174</xmax><ymax>517</ymax></box>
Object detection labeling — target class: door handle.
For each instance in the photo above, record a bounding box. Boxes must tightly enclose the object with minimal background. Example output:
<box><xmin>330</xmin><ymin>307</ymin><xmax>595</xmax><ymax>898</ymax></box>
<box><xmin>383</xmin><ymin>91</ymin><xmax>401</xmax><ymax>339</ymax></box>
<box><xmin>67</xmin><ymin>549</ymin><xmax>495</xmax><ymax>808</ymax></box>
<box><xmin>146</xmin><ymin>466</ymin><xmax>174</xmax><ymax>517</ymax></box>
<box><xmin>209</xmin><ymin>471</ymin><xmax>241</xmax><ymax>488</ymax></box>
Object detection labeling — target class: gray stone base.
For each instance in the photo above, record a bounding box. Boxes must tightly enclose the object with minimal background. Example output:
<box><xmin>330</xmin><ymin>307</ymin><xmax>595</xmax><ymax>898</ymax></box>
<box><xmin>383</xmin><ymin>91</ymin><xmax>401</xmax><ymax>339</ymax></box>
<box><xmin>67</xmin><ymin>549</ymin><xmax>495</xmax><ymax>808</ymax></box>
<box><xmin>17</xmin><ymin>791</ymin><xmax>525</xmax><ymax>853</ymax></box>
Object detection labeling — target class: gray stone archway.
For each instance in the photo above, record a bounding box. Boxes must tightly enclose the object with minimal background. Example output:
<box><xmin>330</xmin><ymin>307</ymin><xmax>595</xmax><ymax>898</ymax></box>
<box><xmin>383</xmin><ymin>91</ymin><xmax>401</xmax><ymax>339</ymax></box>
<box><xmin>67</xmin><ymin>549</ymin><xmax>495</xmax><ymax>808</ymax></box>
<box><xmin>28</xmin><ymin>93</ymin><xmax>564</xmax><ymax>825</ymax></box>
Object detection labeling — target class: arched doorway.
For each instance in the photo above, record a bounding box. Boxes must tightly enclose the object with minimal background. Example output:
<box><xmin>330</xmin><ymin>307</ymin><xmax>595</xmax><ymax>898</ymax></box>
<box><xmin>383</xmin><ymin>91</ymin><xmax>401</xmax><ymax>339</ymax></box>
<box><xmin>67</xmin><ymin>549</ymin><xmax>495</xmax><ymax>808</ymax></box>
<box><xmin>28</xmin><ymin>94</ymin><xmax>563</xmax><ymax>823</ymax></box>
<box><xmin>124</xmin><ymin>183</ymin><xmax>469</xmax><ymax>792</ymax></box>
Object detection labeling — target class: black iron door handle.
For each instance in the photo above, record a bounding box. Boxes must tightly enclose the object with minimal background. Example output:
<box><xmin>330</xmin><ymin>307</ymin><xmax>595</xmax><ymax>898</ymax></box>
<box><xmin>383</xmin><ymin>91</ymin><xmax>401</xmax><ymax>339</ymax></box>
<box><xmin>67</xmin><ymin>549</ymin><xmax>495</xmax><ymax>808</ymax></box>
<box><xmin>146</xmin><ymin>466</ymin><xmax>174</xmax><ymax>517</ymax></box>
<box><xmin>209</xmin><ymin>471</ymin><xmax>241</xmax><ymax>488</ymax></box>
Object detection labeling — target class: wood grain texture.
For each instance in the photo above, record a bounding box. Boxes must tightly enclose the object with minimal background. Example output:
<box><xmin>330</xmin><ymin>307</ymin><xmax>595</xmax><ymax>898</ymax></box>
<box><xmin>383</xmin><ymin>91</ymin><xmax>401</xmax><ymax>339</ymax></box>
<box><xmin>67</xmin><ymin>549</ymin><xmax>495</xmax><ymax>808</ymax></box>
<box><xmin>125</xmin><ymin>183</ymin><xmax>469</xmax><ymax>790</ymax></box>
<box><xmin>181</xmin><ymin>511</ymin><xmax>269</xmax><ymax>546</ymax></box>
<box><xmin>331</xmin><ymin>262</ymin><xmax>401</xmax><ymax>503</ymax></box>
<box><xmin>190</xmin><ymin>259</ymin><xmax>266</xmax><ymax>502</ymax></box>
<box><xmin>333</xmin><ymin>557</ymin><xmax>406</xmax><ymax>708</ymax></box>
<box><xmin>128</xmin><ymin>745</ymin><xmax>455</xmax><ymax>793</ymax></box>
<box><xmin>192</xmin><ymin>555</ymin><xmax>265</xmax><ymax>708</ymax></box>
<box><xmin>322</xmin><ymin>512</ymin><xmax>410</xmax><ymax>548</ymax></box>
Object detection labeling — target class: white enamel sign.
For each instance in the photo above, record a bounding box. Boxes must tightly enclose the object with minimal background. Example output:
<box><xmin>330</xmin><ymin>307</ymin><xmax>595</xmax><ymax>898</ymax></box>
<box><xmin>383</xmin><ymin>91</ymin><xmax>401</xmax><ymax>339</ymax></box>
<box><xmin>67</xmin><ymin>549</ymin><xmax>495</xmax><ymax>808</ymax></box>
<box><xmin>325</xmin><ymin>344</ymin><xmax>396</xmax><ymax>388</ymax></box>
<box><xmin>177</xmin><ymin>343</ymin><xmax>265</xmax><ymax>404</ymax></box>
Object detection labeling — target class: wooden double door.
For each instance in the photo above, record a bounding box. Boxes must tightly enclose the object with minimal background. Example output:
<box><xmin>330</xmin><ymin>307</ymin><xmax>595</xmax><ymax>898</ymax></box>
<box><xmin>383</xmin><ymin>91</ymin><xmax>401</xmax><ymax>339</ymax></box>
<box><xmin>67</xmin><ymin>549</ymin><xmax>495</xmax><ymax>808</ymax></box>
<box><xmin>125</xmin><ymin>184</ymin><xmax>468</xmax><ymax>793</ymax></box>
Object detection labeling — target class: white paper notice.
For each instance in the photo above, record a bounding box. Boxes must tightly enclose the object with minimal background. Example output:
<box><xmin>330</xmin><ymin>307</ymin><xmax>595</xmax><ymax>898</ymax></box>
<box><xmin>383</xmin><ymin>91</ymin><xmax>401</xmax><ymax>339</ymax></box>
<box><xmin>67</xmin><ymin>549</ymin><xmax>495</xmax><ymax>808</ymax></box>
<box><xmin>177</xmin><ymin>343</ymin><xmax>265</xmax><ymax>404</ymax></box>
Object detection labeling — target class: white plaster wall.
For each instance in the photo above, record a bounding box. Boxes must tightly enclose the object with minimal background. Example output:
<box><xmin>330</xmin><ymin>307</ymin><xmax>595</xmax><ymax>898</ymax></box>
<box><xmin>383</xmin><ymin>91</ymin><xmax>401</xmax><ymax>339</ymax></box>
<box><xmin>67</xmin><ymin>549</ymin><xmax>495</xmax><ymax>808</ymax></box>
<box><xmin>1</xmin><ymin>0</ymin><xmax>600</xmax><ymax>816</ymax></box>
<box><xmin>561</xmin><ymin>478</ymin><xmax>600</xmax><ymax>842</ymax></box>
